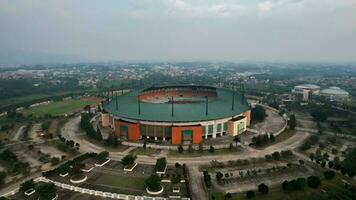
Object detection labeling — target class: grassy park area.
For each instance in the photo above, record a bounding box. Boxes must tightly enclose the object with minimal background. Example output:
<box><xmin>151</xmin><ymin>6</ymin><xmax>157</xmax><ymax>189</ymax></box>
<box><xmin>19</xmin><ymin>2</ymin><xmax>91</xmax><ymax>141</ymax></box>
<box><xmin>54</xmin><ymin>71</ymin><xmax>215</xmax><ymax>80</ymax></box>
<box><xmin>209</xmin><ymin>174</ymin><xmax>355</xmax><ymax>200</ymax></box>
<box><xmin>26</xmin><ymin>99</ymin><xmax>94</xmax><ymax>117</ymax></box>
<box><xmin>94</xmin><ymin>173</ymin><xmax>146</xmax><ymax>190</ymax></box>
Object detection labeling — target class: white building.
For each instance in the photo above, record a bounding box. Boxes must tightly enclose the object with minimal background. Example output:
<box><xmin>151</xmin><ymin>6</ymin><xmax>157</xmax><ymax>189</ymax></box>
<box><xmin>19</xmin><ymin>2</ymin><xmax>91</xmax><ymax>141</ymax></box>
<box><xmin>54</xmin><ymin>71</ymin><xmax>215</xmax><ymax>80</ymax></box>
<box><xmin>291</xmin><ymin>84</ymin><xmax>320</xmax><ymax>101</ymax></box>
<box><xmin>320</xmin><ymin>87</ymin><xmax>350</xmax><ymax>102</ymax></box>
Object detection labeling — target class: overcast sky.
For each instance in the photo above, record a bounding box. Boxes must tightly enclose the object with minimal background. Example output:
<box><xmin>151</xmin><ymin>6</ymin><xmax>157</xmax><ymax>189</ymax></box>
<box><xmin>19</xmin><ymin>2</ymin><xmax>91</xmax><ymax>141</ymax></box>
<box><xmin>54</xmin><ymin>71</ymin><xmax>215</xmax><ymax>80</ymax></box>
<box><xmin>1</xmin><ymin>0</ymin><xmax>356</xmax><ymax>63</ymax></box>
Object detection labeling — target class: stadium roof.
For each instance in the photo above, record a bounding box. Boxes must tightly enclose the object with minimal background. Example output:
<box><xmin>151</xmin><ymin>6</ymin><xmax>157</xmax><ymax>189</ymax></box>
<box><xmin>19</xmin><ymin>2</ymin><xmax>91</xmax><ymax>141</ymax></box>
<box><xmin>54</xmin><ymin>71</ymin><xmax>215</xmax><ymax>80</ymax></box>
<box><xmin>321</xmin><ymin>87</ymin><xmax>349</xmax><ymax>95</ymax></box>
<box><xmin>103</xmin><ymin>87</ymin><xmax>249</xmax><ymax>122</ymax></box>
<box><xmin>294</xmin><ymin>84</ymin><xmax>320</xmax><ymax>90</ymax></box>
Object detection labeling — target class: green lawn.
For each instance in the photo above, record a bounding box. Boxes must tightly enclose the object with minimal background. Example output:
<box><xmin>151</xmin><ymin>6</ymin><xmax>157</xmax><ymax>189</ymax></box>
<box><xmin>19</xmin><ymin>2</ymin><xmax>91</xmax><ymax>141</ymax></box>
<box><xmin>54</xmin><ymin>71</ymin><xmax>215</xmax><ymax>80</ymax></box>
<box><xmin>130</xmin><ymin>147</ymin><xmax>157</xmax><ymax>156</ymax></box>
<box><xmin>209</xmin><ymin>175</ymin><xmax>356</xmax><ymax>200</ymax></box>
<box><xmin>169</xmin><ymin>147</ymin><xmax>241</xmax><ymax>157</ymax></box>
<box><xmin>26</xmin><ymin>99</ymin><xmax>94</xmax><ymax>116</ymax></box>
<box><xmin>94</xmin><ymin>173</ymin><xmax>146</xmax><ymax>190</ymax></box>
<box><xmin>0</xmin><ymin>91</ymin><xmax>86</xmax><ymax>109</ymax></box>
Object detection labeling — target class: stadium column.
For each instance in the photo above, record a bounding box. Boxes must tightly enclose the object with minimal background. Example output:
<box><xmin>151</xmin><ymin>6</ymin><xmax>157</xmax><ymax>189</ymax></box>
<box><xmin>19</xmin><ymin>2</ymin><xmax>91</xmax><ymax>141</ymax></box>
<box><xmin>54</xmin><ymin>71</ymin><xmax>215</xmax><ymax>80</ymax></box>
<box><xmin>114</xmin><ymin>120</ymin><xmax>120</xmax><ymax>137</ymax></box>
<box><xmin>244</xmin><ymin>110</ymin><xmax>251</xmax><ymax>127</ymax></box>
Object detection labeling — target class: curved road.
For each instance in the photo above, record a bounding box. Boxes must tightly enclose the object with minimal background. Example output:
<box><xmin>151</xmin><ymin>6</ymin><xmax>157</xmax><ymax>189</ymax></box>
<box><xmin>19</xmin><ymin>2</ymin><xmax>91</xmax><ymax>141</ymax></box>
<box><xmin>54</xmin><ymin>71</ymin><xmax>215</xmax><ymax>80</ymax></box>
<box><xmin>60</xmin><ymin>116</ymin><xmax>310</xmax><ymax>200</ymax></box>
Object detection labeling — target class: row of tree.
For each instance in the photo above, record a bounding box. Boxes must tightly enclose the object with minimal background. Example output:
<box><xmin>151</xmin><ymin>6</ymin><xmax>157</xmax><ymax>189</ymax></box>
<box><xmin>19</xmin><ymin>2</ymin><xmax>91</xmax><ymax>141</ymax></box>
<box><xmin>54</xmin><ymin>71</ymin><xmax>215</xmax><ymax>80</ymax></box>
<box><xmin>80</xmin><ymin>114</ymin><xmax>102</xmax><ymax>141</ymax></box>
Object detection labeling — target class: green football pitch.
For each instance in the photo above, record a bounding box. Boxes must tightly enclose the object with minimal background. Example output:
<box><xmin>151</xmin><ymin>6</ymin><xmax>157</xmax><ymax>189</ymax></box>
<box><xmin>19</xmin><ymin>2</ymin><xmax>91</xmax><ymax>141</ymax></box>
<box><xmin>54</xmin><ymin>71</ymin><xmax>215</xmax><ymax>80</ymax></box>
<box><xmin>27</xmin><ymin>99</ymin><xmax>94</xmax><ymax>116</ymax></box>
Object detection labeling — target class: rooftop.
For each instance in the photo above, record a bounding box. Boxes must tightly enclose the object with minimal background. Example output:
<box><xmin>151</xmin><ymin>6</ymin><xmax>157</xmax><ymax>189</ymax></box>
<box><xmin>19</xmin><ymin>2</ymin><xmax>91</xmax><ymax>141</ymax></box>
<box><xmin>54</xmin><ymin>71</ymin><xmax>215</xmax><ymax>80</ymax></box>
<box><xmin>103</xmin><ymin>86</ymin><xmax>249</xmax><ymax>123</ymax></box>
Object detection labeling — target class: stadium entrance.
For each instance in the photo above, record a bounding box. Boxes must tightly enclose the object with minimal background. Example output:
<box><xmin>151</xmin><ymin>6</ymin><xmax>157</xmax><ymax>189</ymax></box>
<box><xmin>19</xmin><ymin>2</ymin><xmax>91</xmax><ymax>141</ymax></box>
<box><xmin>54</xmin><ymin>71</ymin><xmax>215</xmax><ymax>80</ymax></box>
<box><xmin>182</xmin><ymin>130</ymin><xmax>193</xmax><ymax>144</ymax></box>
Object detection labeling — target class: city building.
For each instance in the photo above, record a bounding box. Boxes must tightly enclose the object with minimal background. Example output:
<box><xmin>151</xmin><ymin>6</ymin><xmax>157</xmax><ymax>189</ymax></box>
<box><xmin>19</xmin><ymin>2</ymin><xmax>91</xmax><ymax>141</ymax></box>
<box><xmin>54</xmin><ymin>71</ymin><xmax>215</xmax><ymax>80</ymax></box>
<box><xmin>291</xmin><ymin>84</ymin><xmax>320</xmax><ymax>101</ymax></box>
<box><xmin>102</xmin><ymin>85</ymin><xmax>250</xmax><ymax>145</ymax></box>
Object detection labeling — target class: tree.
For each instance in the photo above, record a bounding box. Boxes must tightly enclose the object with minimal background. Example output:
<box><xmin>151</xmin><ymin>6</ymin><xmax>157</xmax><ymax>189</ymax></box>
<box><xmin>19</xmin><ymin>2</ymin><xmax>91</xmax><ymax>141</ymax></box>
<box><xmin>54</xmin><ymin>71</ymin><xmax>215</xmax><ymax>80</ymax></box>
<box><xmin>50</xmin><ymin>157</ymin><xmax>60</xmax><ymax>166</ymax></box>
<box><xmin>272</xmin><ymin>151</ymin><xmax>280</xmax><ymax>160</ymax></box>
<box><xmin>269</xmin><ymin>134</ymin><xmax>275</xmax><ymax>142</ymax></box>
<box><xmin>19</xmin><ymin>179</ymin><xmax>35</xmax><ymax>192</ymax></box>
<box><xmin>203</xmin><ymin>171</ymin><xmax>212</xmax><ymax>187</ymax></box>
<box><xmin>307</xmin><ymin>176</ymin><xmax>321</xmax><ymax>188</ymax></box>
<box><xmin>0</xmin><ymin>172</ymin><xmax>6</xmax><ymax>186</ymax></box>
<box><xmin>188</xmin><ymin>144</ymin><xmax>193</xmax><ymax>152</ymax></box>
<box><xmin>310</xmin><ymin>109</ymin><xmax>328</xmax><ymax>122</ymax></box>
<box><xmin>84</xmin><ymin>105</ymin><xmax>91</xmax><ymax>115</ymax></box>
<box><xmin>309</xmin><ymin>153</ymin><xmax>315</xmax><ymax>161</ymax></box>
<box><xmin>155</xmin><ymin>157</ymin><xmax>167</xmax><ymax>172</ymax></box>
<box><xmin>289</xmin><ymin>114</ymin><xmax>297</xmax><ymax>130</ymax></box>
<box><xmin>233</xmin><ymin>135</ymin><xmax>241</xmax><ymax>147</ymax></box>
<box><xmin>198</xmin><ymin>143</ymin><xmax>203</xmax><ymax>152</ymax></box>
<box><xmin>258</xmin><ymin>183</ymin><xmax>269</xmax><ymax>195</ymax></box>
<box><xmin>347</xmin><ymin>169</ymin><xmax>355</xmax><ymax>178</ymax></box>
<box><xmin>324</xmin><ymin>171</ymin><xmax>335</xmax><ymax>180</ymax></box>
<box><xmin>96</xmin><ymin>126</ymin><xmax>103</xmax><ymax>141</ymax></box>
<box><xmin>216</xmin><ymin>171</ymin><xmax>223</xmax><ymax>182</ymax></box>
<box><xmin>251</xmin><ymin>106</ymin><xmax>267</xmax><ymax>122</ymax></box>
<box><xmin>121</xmin><ymin>154</ymin><xmax>137</xmax><ymax>166</ymax></box>
<box><xmin>224</xmin><ymin>193</ymin><xmax>232</xmax><ymax>200</ymax></box>
<box><xmin>143</xmin><ymin>140</ymin><xmax>147</xmax><ymax>149</ymax></box>
<box><xmin>178</xmin><ymin>145</ymin><xmax>184</xmax><ymax>153</ymax></box>
<box><xmin>171</xmin><ymin>175</ymin><xmax>181</xmax><ymax>184</ymax></box>
<box><xmin>246</xmin><ymin>190</ymin><xmax>255</xmax><ymax>199</ymax></box>
<box><xmin>104</xmin><ymin>134</ymin><xmax>119</xmax><ymax>146</ymax></box>
<box><xmin>229</xmin><ymin>143</ymin><xmax>233</xmax><ymax>151</ymax></box>
<box><xmin>299</xmin><ymin>160</ymin><xmax>305</xmax><ymax>166</ymax></box>
<box><xmin>175</xmin><ymin>163</ymin><xmax>181</xmax><ymax>168</ymax></box>
<box><xmin>145</xmin><ymin>174</ymin><xmax>161</xmax><ymax>191</ymax></box>
<box><xmin>36</xmin><ymin>182</ymin><xmax>56</xmax><ymax>200</ymax></box>
<box><xmin>282</xmin><ymin>180</ymin><xmax>290</xmax><ymax>191</ymax></box>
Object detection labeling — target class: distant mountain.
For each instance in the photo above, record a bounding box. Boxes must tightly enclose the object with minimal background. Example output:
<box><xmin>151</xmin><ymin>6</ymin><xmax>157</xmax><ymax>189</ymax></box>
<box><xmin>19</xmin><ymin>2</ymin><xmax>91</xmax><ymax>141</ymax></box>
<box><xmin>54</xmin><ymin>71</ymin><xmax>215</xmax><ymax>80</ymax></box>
<box><xmin>0</xmin><ymin>49</ymin><xmax>90</xmax><ymax>65</ymax></box>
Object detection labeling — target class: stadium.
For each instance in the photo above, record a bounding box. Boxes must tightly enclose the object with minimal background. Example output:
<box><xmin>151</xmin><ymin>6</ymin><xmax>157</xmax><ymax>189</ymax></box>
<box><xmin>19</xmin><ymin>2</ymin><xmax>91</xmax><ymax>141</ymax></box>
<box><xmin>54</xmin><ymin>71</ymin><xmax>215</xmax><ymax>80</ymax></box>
<box><xmin>102</xmin><ymin>85</ymin><xmax>251</xmax><ymax>145</ymax></box>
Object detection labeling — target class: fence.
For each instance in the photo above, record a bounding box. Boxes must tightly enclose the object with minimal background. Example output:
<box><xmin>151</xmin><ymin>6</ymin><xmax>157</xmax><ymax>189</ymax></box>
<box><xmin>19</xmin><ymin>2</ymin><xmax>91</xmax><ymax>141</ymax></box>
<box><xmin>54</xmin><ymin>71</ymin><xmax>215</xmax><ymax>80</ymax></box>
<box><xmin>2</xmin><ymin>177</ymin><xmax>190</xmax><ymax>200</ymax></box>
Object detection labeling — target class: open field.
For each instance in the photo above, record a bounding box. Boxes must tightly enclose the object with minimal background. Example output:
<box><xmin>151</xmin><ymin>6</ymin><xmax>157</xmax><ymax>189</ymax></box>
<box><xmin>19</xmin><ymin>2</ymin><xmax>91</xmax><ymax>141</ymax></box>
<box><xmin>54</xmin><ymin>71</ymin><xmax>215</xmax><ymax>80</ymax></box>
<box><xmin>94</xmin><ymin>173</ymin><xmax>146</xmax><ymax>190</ymax></box>
<box><xmin>26</xmin><ymin>99</ymin><xmax>94</xmax><ymax>117</ymax></box>
<box><xmin>209</xmin><ymin>175</ymin><xmax>356</xmax><ymax>200</ymax></box>
<box><xmin>0</xmin><ymin>91</ymin><xmax>86</xmax><ymax>109</ymax></box>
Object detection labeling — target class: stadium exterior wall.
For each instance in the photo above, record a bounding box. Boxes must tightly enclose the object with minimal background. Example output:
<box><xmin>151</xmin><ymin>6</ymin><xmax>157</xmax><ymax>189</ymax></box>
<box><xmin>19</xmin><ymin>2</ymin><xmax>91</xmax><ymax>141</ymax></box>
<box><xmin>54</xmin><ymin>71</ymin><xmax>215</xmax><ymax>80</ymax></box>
<box><xmin>108</xmin><ymin>111</ymin><xmax>250</xmax><ymax>145</ymax></box>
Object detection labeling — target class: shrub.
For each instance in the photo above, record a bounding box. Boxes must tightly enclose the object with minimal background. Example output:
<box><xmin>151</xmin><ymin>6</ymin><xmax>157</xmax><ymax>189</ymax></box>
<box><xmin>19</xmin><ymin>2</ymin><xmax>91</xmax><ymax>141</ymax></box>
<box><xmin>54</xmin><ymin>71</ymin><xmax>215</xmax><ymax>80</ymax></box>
<box><xmin>20</xmin><ymin>179</ymin><xmax>35</xmax><ymax>192</ymax></box>
<box><xmin>246</xmin><ymin>190</ymin><xmax>255</xmax><ymax>199</ymax></box>
<box><xmin>289</xmin><ymin>114</ymin><xmax>297</xmax><ymax>130</ymax></box>
<box><xmin>282</xmin><ymin>180</ymin><xmax>290</xmax><ymax>191</ymax></box>
<box><xmin>203</xmin><ymin>170</ymin><xmax>212</xmax><ymax>187</ymax></box>
<box><xmin>209</xmin><ymin>145</ymin><xmax>215</xmax><ymax>153</ymax></box>
<box><xmin>324</xmin><ymin>170</ymin><xmax>335</xmax><ymax>180</ymax></box>
<box><xmin>36</xmin><ymin>182</ymin><xmax>56</xmax><ymax>200</ymax></box>
<box><xmin>50</xmin><ymin>157</ymin><xmax>60</xmax><ymax>166</ymax></box>
<box><xmin>0</xmin><ymin>172</ymin><xmax>6</xmax><ymax>186</ymax></box>
<box><xmin>216</xmin><ymin>171</ymin><xmax>223</xmax><ymax>182</ymax></box>
<box><xmin>224</xmin><ymin>192</ymin><xmax>232</xmax><ymax>199</ymax></box>
<box><xmin>155</xmin><ymin>157</ymin><xmax>167</xmax><ymax>172</ymax></box>
<box><xmin>170</xmin><ymin>175</ymin><xmax>181</xmax><ymax>184</ymax></box>
<box><xmin>121</xmin><ymin>154</ymin><xmax>137</xmax><ymax>166</ymax></box>
<box><xmin>272</xmin><ymin>152</ymin><xmax>280</xmax><ymax>160</ymax></box>
<box><xmin>145</xmin><ymin>174</ymin><xmax>161</xmax><ymax>191</ymax></box>
<box><xmin>178</xmin><ymin>145</ymin><xmax>183</xmax><ymax>153</ymax></box>
<box><xmin>307</xmin><ymin>176</ymin><xmax>321</xmax><ymax>188</ymax></box>
<box><xmin>251</xmin><ymin>106</ymin><xmax>267</xmax><ymax>122</ymax></box>
<box><xmin>258</xmin><ymin>183</ymin><xmax>269</xmax><ymax>195</ymax></box>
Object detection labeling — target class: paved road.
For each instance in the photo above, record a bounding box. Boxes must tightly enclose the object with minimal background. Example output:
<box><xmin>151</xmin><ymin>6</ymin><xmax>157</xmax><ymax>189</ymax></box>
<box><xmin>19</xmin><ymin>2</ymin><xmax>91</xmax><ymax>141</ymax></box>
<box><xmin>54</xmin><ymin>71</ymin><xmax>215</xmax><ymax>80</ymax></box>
<box><xmin>187</xmin><ymin>165</ymin><xmax>208</xmax><ymax>200</ymax></box>
<box><xmin>11</xmin><ymin>125</ymin><xmax>26</xmax><ymax>141</ymax></box>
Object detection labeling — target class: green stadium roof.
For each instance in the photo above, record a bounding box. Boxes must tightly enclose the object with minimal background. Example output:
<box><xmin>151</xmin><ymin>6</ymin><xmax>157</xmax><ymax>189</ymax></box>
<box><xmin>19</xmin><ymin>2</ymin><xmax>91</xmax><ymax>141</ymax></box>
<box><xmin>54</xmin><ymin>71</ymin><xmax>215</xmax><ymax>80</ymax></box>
<box><xmin>103</xmin><ymin>86</ymin><xmax>249</xmax><ymax>123</ymax></box>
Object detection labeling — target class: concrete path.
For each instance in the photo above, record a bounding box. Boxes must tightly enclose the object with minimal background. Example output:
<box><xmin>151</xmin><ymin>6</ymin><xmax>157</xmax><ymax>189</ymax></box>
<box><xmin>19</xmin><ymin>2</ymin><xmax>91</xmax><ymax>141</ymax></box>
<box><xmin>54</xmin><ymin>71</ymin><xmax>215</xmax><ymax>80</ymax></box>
<box><xmin>11</xmin><ymin>125</ymin><xmax>26</xmax><ymax>141</ymax></box>
<box><xmin>187</xmin><ymin>165</ymin><xmax>208</xmax><ymax>200</ymax></box>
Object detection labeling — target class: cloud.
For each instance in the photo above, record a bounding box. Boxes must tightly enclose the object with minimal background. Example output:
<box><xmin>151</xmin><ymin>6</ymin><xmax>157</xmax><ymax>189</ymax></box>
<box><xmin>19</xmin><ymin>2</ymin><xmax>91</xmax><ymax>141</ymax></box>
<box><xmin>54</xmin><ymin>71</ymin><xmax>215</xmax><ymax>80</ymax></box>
<box><xmin>0</xmin><ymin>0</ymin><xmax>355</xmax><ymax>63</ymax></box>
<box><xmin>258</xmin><ymin>1</ymin><xmax>274</xmax><ymax>12</ymax></box>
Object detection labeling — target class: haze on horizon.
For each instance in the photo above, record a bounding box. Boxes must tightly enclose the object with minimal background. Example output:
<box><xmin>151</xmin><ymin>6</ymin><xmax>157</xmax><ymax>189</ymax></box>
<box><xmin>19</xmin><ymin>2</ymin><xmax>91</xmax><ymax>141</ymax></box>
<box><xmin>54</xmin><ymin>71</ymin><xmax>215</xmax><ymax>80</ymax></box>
<box><xmin>0</xmin><ymin>0</ymin><xmax>356</xmax><ymax>65</ymax></box>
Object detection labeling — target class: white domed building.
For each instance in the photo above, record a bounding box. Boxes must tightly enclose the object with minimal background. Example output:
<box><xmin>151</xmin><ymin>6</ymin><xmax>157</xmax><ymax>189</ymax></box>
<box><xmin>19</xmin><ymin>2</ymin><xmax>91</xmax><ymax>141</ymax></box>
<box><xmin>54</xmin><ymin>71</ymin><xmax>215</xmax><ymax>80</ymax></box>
<box><xmin>320</xmin><ymin>87</ymin><xmax>350</xmax><ymax>102</ymax></box>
